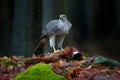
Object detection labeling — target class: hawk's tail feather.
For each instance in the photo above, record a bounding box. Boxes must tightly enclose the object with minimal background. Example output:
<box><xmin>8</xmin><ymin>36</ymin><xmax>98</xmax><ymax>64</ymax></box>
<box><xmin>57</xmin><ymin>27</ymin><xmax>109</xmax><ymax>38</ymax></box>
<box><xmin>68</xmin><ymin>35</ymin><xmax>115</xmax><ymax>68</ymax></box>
<box><xmin>33</xmin><ymin>37</ymin><xmax>49</xmax><ymax>56</ymax></box>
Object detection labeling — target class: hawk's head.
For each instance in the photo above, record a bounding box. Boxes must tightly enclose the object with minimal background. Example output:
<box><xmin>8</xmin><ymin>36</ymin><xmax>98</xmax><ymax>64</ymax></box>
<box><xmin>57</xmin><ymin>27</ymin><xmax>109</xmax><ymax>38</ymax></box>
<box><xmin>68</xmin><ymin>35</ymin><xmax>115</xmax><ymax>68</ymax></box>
<box><xmin>59</xmin><ymin>14</ymin><xmax>68</xmax><ymax>22</ymax></box>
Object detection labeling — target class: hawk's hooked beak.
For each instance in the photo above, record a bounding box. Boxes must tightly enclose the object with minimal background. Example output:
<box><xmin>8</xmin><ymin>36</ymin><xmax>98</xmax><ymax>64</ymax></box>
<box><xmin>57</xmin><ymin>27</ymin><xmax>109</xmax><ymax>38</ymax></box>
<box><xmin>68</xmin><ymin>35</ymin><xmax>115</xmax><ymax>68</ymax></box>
<box><xmin>59</xmin><ymin>14</ymin><xmax>68</xmax><ymax>21</ymax></box>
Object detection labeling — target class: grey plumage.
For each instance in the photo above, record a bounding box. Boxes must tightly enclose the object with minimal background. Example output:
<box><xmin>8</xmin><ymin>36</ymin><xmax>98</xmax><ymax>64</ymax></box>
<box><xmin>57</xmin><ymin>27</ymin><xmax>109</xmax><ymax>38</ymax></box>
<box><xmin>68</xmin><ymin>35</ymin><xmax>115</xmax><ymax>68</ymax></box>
<box><xmin>33</xmin><ymin>14</ymin><xmax>72</xmax><ymax>56</ymax></box>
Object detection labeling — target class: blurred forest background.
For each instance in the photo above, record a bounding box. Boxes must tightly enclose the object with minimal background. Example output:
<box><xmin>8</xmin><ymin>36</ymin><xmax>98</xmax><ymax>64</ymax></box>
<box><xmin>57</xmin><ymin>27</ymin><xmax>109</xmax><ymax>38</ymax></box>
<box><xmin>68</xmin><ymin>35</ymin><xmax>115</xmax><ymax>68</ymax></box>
<box><xmin>0</xmin><ymin>0</ymin><xmax>120</xmax><ymax>61</ymax></box>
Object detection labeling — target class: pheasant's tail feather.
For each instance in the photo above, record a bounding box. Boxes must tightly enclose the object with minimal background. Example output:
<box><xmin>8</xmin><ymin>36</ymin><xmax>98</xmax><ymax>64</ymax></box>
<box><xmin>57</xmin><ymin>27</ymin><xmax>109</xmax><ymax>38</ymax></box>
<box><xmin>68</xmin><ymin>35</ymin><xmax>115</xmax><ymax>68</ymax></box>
<box><xmin>33</xmin><ymin>37</ymin><xmax>49</xmax><ymax>56</ymax></box>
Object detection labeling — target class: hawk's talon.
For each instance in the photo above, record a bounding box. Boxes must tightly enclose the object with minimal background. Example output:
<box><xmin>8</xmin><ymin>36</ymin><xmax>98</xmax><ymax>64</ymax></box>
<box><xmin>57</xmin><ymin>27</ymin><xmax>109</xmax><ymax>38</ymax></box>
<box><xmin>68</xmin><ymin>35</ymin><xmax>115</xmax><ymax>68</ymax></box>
<box><xmin>54</xmin><ymin>49</ymin><xmax>60</xmax><ymax>53</ymax></box>
<box><xmin>52</xmin><ymin>46</ymin><xmax>60</xmax><ymax>53</ymax></box>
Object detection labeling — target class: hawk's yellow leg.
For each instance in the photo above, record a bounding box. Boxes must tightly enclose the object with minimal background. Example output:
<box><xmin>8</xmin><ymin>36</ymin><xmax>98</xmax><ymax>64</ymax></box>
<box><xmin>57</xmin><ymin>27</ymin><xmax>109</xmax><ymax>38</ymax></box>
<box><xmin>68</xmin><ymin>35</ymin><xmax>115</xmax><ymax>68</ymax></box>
<box><xmin>52</xmin><ymin>46</ymin><xmax>59</xmax><ymax>52</ymax></box>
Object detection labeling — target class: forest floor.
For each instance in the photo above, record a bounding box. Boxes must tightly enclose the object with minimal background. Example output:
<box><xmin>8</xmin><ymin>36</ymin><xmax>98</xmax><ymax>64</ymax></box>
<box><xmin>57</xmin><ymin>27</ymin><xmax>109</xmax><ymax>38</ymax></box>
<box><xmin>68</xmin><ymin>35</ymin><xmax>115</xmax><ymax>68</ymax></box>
<box><xmin>0</xmin><ymin>47</ymin><xmax>120</xmax><ymax>80</ymax></box>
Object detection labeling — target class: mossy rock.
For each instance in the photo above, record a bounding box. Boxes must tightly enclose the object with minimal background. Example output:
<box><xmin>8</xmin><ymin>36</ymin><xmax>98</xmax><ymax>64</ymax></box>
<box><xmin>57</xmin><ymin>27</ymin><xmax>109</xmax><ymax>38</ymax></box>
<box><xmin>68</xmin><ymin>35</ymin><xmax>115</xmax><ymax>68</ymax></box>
<box><xmin>93</xmin><ymin>55</ymin><xmax>120</xmax><ymax>68</ymax></box>
<box><xmin>14</xmin><ymin>63</ymin><xmax>67</xmax><ymax>80</ymax></box>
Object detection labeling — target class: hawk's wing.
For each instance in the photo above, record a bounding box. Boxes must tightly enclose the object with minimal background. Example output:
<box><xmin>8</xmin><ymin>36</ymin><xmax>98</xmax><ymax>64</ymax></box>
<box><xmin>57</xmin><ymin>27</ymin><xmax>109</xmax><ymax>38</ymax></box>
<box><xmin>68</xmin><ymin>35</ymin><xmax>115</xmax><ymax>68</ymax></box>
<box><xmin>33</xmin><ymin>20</ymin><xmax>59</xmax><ymax>55</ymax></box>
<box><xmin>40</xmin><ymin>20</ymin><xmax>59</xmax><ymax>39</ymax></box>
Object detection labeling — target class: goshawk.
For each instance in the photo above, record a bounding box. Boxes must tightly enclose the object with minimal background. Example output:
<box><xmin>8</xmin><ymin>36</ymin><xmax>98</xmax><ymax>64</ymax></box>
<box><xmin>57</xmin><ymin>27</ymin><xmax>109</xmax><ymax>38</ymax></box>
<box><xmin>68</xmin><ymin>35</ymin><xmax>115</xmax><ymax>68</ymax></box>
<box><xmin>33</xmin><ymin>14</ymin><xmax>72</xmax><ymax>56</ymax></box>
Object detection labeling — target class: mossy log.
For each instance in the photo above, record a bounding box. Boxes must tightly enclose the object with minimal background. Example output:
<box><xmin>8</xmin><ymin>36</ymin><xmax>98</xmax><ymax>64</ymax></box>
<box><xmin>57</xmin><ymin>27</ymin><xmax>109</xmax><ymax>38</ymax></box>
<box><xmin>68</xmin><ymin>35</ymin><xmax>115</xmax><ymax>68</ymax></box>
<box><xmin>93</xmin><ymin>55</ymin><xmax>120</xmax><ymax>68</ymax></box>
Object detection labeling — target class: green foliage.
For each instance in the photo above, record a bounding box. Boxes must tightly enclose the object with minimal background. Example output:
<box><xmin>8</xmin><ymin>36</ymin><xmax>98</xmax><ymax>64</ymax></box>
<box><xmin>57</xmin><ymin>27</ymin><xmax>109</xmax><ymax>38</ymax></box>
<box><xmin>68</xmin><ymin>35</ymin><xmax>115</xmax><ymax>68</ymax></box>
<box><xmin>14</xmin><ymin>63</ymin><xmax>67</xmax><ymax>80</ymax></box>
<box><xmin>0</xmin><ymin>60</ymin><xmax>17</xmax><ymax>67</ymax></box>
<box><xmin>0</xmin><ymin>60</ymin><xmax>8</xmax><ymax>64</ymax></box>
<box><xmin>82</xmin><ymin>55</ymin><xmax>87</xmax><ymax>60</ymax></box>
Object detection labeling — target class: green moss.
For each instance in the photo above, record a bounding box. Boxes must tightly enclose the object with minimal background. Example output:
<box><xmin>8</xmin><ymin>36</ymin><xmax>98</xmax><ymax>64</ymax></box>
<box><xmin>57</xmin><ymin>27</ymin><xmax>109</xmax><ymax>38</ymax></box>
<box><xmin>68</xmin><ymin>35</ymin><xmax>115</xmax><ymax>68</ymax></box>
<box><xmin>14</xmin><ymin>63</ymin><xmax>67</xmax><ymax>80</ymax></box>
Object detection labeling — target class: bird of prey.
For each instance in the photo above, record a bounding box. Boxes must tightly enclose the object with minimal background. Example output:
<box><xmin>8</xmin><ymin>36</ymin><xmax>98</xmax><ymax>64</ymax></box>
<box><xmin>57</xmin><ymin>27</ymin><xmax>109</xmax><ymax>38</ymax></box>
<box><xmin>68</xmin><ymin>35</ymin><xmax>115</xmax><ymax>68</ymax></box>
<box><xmin>33</xmin><ymin>14</ymin><xmax>72</xmax><ymax>56</ymax></box>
